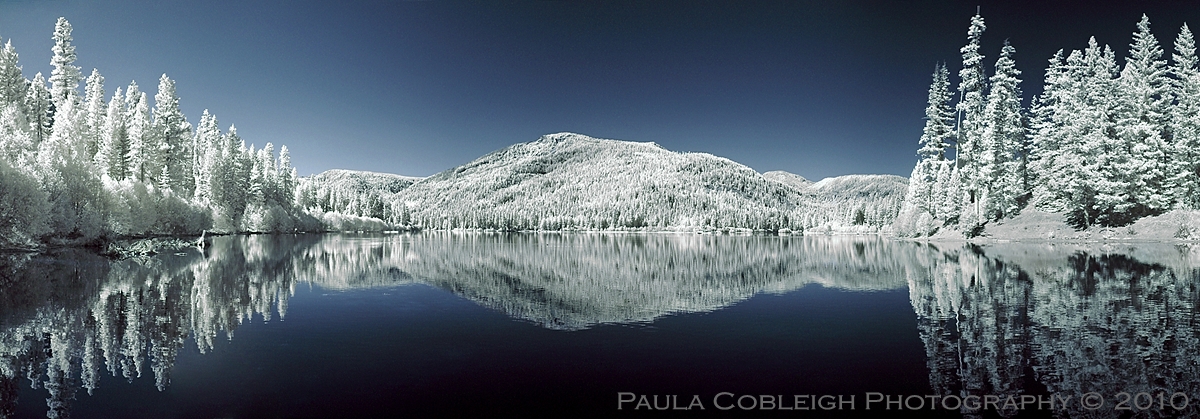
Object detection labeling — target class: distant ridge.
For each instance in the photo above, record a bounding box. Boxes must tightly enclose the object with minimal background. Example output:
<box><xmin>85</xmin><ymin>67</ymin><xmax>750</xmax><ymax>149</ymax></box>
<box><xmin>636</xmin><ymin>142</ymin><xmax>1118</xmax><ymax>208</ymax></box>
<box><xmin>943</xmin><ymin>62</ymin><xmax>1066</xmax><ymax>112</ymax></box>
<box><xmin>763</xmin><ymin>170</ymin><xmax>813</xmax><ymax>190</ymax></box>
<box><xmin>302</xmin><ymin>133</ymin><xmax>906</xmax><ymax>232</ymax></box>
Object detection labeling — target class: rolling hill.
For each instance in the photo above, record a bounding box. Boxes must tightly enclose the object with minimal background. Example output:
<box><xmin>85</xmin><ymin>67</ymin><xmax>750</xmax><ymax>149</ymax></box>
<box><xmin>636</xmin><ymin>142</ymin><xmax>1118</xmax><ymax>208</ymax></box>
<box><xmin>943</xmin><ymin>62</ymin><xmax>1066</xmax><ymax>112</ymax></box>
<box><xmin>301</xmin><ymin>133</ymin><xmax>906</xmax><ymax>232</ymax></box>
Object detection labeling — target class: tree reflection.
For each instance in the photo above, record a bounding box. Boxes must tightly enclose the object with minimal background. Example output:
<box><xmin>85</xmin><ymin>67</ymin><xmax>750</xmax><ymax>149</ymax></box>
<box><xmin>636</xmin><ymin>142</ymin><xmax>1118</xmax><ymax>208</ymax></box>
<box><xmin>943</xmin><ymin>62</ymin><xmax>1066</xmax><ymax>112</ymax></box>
<box><xmin>908</xmin><ymin>243</ymin><xmax>1200</xmax><ymax>418</ymax></box>
<box><xmin>3</xmin><ymin>233</ymin><xmax>1198</xmax><ymax>418</ymax></box>
<box><xmin>0</xmin><ymin>233</ymin><xmax>914</xmax><ymax>417</ymax></box>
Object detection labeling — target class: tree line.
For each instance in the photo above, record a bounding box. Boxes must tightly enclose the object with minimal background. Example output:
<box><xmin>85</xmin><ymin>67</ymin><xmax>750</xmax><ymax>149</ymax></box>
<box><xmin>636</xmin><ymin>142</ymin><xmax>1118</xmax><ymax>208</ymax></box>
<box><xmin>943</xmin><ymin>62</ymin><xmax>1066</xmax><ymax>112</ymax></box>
<box><xmin>895</xmin><ymin>12</ymin><xmax>1200</xmax><ymax>236</ymax></box>
<box><xmin>0</xmin><ymin>18</ymin><xmax>317</xmax><ymax>249</ymax></box>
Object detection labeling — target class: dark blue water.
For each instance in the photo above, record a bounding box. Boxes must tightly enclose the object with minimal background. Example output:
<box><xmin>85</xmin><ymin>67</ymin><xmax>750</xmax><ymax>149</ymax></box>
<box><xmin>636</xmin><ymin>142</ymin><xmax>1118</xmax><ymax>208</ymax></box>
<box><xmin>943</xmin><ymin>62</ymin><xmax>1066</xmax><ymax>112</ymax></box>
<box><xmin>2</xmin><ymin>234</ymin><xmax>1197</xmax><ymax>418</ymax></box>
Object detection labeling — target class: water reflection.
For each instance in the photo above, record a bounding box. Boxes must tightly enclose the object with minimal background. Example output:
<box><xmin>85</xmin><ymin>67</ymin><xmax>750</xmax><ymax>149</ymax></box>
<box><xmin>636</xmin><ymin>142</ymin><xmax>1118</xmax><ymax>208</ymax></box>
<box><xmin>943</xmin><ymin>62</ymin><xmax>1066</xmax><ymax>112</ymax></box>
<box><xmin>908</xmin><ymin>242</ymin><xmax>1200</xmax><ymax>418</ymax></box>
<box><xmin>0</xmin><ymin>233</ymin><xmax>911</xmax><ymax>417</ymax></box>
<box><xmin>0</xmin><ymin>233</ymin><xmax>1197</xmax><ymax>417</ymax></box>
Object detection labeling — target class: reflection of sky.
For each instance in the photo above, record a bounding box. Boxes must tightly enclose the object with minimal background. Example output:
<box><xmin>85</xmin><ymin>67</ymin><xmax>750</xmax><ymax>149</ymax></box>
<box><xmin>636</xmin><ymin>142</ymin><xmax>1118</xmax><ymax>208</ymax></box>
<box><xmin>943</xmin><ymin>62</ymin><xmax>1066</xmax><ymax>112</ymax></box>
<box><xmin>18</xmin><ymin>283</ymin><xmax>928</xmax><ymax>418</ymax></box>
<box><xmin>5</xmin><ymin>234</ymin><xmax>1200</xmax><ymax>416</ymax></box>
<box><xmin>1</xmin><ymin>1</ymin><xmax>1197</xmax><ymax>180</ymax></box>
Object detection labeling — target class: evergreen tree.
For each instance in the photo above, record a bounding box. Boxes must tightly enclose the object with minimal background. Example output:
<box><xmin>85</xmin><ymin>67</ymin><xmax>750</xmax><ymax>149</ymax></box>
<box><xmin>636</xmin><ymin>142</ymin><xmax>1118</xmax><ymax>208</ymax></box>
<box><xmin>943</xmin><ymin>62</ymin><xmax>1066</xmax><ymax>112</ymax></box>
<box><xmin>95</xmin><ymin>87</ymin><xmax>127</xmax><ymax>180</ymax></box>
<box><xmin>920</xmin><ymin>63</ymin><xmax>955</xmax><ymax>163</ymax></box>
<box><xmin>278</xmin><ymin>144</ymin><xmax>295</xmax><ymax>207</ymax></box>
<box><xmin>1171</xmin><ymin>24</ymin><xmax>1200</xmax><ymax>208</ymax></box>
<box><xmin>941</xmin><ymin>164</ymin><xmax>962</xmax><ymax>223</ymax></box>
<box><xmin>153</xmin><ymin>74</ymin><xmax>192</xmax><ymax>194</ymax></box>
<box><xmin>82</xmin><ymin>69</ymin><xmax>105</xmax><ymax>161</ymax></box>
<box><xmin>1064</xmin><ymin>40</ymin><xmax>1121</xmax><ymax>227</ymax></box>
<box><xmin>125</xmin><ymin>90</ymin><xmax>154</xmax><ymax>182</ymax></box>
<box><xmin>0</xmin><ymin>42</ymin><xmax>32</xmax><ymax>165</ymax></box>
<box><xmin>956</xmin><ymin>12</ymin><xmax>988</xmax><ymax>226</ymax></box>
<box><xmin>979</xmin><ymin>42</ymin><xmax>1025</xmax><ymax>220</ymax></box>
<box><xmin>1116</xmin><ymin>14</ymin><xmax>1172</xmax><ymax>218</ymax></box>
<box><xmin>211</xmin><ymin>125</ymin><xmax>250</xmax><ymax>230</ymax></box>
<box><xmin>0</xmin><ymin>40</ymin><xmax>25</xmax><ymax>106</ymax></box>
<box><xmin>931</xmin><ymin>160</ymin><xmax>950</xmax><ymax>219</ymax></box>
<box><xmin>1029</xmin><ymin>50</ymin><xmax>1067</xmax><ymax>210</ymax></box>
<box><xmin>48</xmin><ymin>17</ymin><xmax>82</xmax><ymax>110</ymax></box>
<box><xmin>921</xmin><ymin>63</ymin><xmax>955</xmax><ymax>216</ymax></box>
<box><xmin>38</xmin><ymin>92</ymin><xmax>85</xmax><ymax>169</ymax></box>
<box><xmin>24</xmin><ymin>73</ymin><xmax>51</xmax><ymax>147</ymax></box>
<box><xmin>192</xmin><ymin>110</ymin><xmax>220</xmax><ymax>202</ymax></box>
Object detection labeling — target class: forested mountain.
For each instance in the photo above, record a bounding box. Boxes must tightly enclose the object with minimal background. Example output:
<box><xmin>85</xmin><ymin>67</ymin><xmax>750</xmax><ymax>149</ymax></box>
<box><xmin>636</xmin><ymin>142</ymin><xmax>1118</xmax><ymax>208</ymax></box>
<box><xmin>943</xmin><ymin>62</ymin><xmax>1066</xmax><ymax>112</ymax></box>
<box><xmin>0</xmin><ymin>17</ymin><xmax>908</xmax><ymax>250</ymax></box>
<box><xmin>301</xmin><ymin>133</ymin><xmax>906</xmax><ymax>232</ymax></box>
<box><xmin>295</xmin><ymin>169</ymin><xmax>422</xmax><ymax>222</ymax></box>
<box><xmin>896</xmin><ymin>12</ymin><xmax>1200</xmax><ymax>237</ymax></box>
<box><xmin>802</xmin><ymin>174</ymin><xmax>908</xmax><ymax>229</ymax></box>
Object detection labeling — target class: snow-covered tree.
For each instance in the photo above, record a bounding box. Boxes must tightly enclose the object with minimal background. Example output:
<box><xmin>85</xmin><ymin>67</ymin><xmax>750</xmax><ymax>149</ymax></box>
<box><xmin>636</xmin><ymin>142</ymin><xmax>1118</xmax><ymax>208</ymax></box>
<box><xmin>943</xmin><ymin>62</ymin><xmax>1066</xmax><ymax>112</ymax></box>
<box><xmin>1028</xmin><ymin>50</ymin><xmax>1066</xmax><ymax>209</ymax></box>
<box><xmin>1170</xmin><ymin>24</ymin><xmax>1200</xmax><ymax>208</ymax></box>
<box><xmin>920</xmin><ymin>63</ymin><xmax>955</xmax><ymax>163</ymax></box>
<box><xmin>153</xmin><ymin>74</ymin><xmax>192</xmax><ymax>194</ymax></box>
<box><xmin>192</xmin><ymin>110</ymin><xmax>220</xmax><ymax>202</ymax></box>
<box><xmin>38</xmin><ymin>98</ymin><xmax>106</xmax><ymax>243</ymax></box>
<box><xmin>82</xmin><ymin>69</ymin><xmax>105</xmax><ymax>160</ymax></box>
<box><xmin>0</xmin><ymin>99</ymin><xmax>35</xmax><ymax>166</ymax></box>
<box><xmin>210</xmin><ymin>125</ymin><xmax>250</xmax><ymax>231</ymax></box>
<box><xmin>48</xmin><ymin>17</ymin><xmax>82</xmax><ymax>110</ymax></box>
<box><xmin>0</xmin><ymin>40</ymin><xmax>25</xmax><ymax>106</ymax></box>
<box><xmin>94</xmin><ymin>87</ymin><xmax>127</xmax><ymax>179</ymax></box>
<box><xmin>125</xmin><ymin>89</ymin><xmax>155</xmax><ymax>182</ymax></box>
<box><xmin>979</xmin><ymin>42</ymin><xmax>1025</xmax><ymax>220</ymax></box>
<box><xmin>898</xmin><ymin>63</ymin><xmax>957</xmax><ymax>229</ymax></box>
<box><xmin>24</xmin><ymin>73</ymin><xmax>51</xmax><ymax>146</ymax></box>
<box><xmin>956</xmin><ymin>12</ymin><xmax>988</xmax><ymax>225</ymax></box>
<box><xmin>0</xmin><ymin>41</ymin><xmax>33</xmax><ymax>166</ymax></box>
<box><xmin>1116</xmin><ymin>14</ymin><xmax>1172</xmax><ymax>218</ymax></box>
<box><xmin>277</xmin><ymin>144</ymin><xmax>296</xmax><ymax>208</ymax></box>
<box><xmin>0</xmin><ymin>157</ymin><xmax>49</xmax><ymax>248</ymax></box>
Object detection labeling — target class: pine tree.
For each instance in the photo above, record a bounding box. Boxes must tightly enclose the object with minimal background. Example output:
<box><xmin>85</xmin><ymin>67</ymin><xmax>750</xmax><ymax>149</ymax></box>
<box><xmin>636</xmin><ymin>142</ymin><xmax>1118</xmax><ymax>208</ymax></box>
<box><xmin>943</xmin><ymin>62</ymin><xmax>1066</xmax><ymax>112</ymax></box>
<box><xmin>1116</xmin><ymin>14</ymin><xmax>1172</xmax><ymax>218</ymax></box>
<box><xmin>38</xmin><ymin>94</ymin><xmax>85</xmax><ymax>169</ymax></box>
<box><xmin>1029</xmin><ymin>50</ymin><xmax>1067</xmax><ymax>210</ymax></box>
<box><xmin>211</xmin><ymin>124</ymin><xmax>250</xmax><ymax>230</ymax></box>
<box><xmin>24</xmin><ymin>73</ymin><xmax>51</xmax><ymax>147</ymax></box>
<box><xmin>931</xmin><ymin>160</ymin><xmax>950</xmax><ymax>219</ymax></box>
<box><xmin>956</xmin><ymin>12</ymin><xmax>988</xmax><ymax>226</ymax></box>
<box><xmin>922</xmin><ymin>63</ymin><xmax>955</xmax><ymax>216</ymax></box>
<box><xmin>941</xmin><ymin>164</ymin><xmax>962</xmax><ymax>222</ymax></box>
<box><xmin>152</xmin><ymin>74</ymin><xmax>192</xmax><ymax>195</ymax></box>
<box><xmin>125</xmin><ymin>90</ymin><xmax>153</xmax><ymax>182</ymax></box>
<box><xmin>278</xmin><ymin>144</ymin><xmax>295</xmax><ymax>207</ymax></box>
<box><xmin>94</xmin><ymin>87</ymin><xmax>127</xmax><ymax>180</ymax></box>
<box><xmin>920</xmin><ymin>63</ymin><xmax>955</xmax><ymax>163</ymax></box>
<box><xmin>0</xmin><ymin>40</ymin><xmax>25</xmax><ymax>106</ymax></box>
<box><xmin>979</xmin><ymin>42</ymin><xmax>1025</xmax><ymax>220</ymax></box>
<box><xmin>82</xmin><ymin>69</ymin><xmax>105</xmax><ymax>161</ymax></box>
<box><xmin>0</xmin><ymin>42</ymin><xmax>32</xmax><ymax>165</ymax></box>
<box><xmin>48</xmin><ymin>17</ymin><xmax>81</xmax><ymax>111</ymax></box>
<box><xmin>1170</xmin><ymin>24</ymin><xmax>1200</xmax><ymax>208</ymax></box>
<box><xmin>192</xmin><ymin>110</ymin><xmax>220</xmax><ymax>202</ymax></box>
<box><xmin>1066</xmin><ymin>40</ymin><xmax>1121</xmax><ymax>227</ymax></box>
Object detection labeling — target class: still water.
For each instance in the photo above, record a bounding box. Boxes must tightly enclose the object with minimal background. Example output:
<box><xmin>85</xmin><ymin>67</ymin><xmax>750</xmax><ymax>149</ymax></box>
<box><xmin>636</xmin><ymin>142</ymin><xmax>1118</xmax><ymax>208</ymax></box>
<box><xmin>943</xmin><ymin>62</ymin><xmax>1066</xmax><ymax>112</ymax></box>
<box><xmin>0</xmin><ymin>233</ymin><xmax>1197</xmax><ymax>418</ymax></box>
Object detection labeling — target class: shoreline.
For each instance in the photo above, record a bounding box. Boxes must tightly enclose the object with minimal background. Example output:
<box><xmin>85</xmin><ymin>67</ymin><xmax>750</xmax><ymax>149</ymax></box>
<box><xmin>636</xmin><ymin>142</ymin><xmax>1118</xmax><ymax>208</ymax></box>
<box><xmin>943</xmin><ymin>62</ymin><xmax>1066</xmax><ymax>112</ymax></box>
<box><xmin>909</xmin><ymin>209</ymin><xmax>1200</xmax><ymax>244</ymax></box>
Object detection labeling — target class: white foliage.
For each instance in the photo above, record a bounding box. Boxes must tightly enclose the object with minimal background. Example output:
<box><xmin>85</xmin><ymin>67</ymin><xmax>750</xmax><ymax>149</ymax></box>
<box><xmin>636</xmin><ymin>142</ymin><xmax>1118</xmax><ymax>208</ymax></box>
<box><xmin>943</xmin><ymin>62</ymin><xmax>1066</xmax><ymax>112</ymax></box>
<box><xmin>0</xmin><ymin>158</ymin><xmax>49</xmax><ymax>247</ymax></box>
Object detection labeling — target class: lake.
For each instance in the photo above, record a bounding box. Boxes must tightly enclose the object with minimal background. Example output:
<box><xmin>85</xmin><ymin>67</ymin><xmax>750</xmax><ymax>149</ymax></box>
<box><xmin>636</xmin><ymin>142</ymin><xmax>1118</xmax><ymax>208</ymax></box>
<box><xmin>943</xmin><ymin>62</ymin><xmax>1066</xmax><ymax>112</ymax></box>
<box><xmin>1</xmin><ymin>233</ymin><xmax>1197</xmax><ymax>418</ymax></box>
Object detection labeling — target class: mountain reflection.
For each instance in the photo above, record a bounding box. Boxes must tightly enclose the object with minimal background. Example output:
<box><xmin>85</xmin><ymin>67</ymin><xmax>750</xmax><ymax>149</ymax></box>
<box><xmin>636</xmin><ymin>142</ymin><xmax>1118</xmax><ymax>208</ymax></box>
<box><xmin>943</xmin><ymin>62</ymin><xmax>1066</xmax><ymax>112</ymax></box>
<box><xmin>0</xmin><ymin>233</ymin><xmax>909</xmax><ymax>417</ymax></box>
<box><xmin>1</xmin><ymin>234</ymin><xmax>1198</xmax><ymax>418</ymax></box>
<box><xmin>908</xmin><ymin>243</ymin><xmax>1200</xmax><ymax>418</ymax></box>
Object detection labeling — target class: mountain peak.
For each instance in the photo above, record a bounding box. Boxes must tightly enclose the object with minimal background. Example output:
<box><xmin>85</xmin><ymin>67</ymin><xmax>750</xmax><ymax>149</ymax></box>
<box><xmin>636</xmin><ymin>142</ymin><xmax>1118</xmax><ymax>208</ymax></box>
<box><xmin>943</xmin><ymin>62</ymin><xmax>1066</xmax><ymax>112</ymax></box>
<box><xmin>537</xmin><ymin>132</ymin><xmax>594</xmax><ymax>143</ymax></box>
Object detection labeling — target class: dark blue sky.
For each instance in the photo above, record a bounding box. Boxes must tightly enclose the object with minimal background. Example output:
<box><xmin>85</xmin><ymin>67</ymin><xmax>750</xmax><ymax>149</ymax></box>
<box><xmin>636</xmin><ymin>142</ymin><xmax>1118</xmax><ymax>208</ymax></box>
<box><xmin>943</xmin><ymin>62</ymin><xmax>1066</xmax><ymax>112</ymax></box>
<box><xmin>2</xmin><ymin>1</ymin><xmax>1198</xmax><ymax>180</ymax></box>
